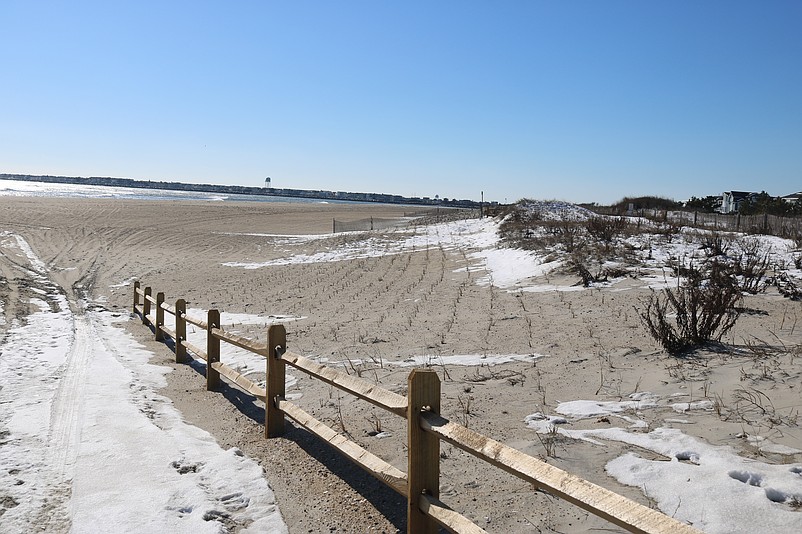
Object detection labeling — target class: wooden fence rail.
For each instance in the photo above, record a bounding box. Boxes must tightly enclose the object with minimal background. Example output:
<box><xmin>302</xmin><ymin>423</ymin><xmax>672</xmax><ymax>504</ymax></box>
<box><xmin>132</xmin><ymin>281</ymin><xmax>699</xmax><ymax>534</ymax></box>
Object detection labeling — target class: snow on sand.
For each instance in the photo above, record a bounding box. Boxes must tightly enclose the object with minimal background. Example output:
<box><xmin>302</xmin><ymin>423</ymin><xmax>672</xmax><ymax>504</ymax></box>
<box><xmin>0</xmin><ymin>233</ymin><xmax>287</xmax><ymax>533</ymax></box>
<box><xmin>218</xmin><ymin>208</ymin><xmax>802</xmax><ymax>533</ymax></box>
<box><xmin>526</xmin><ymin>394</ymin><xmax>802</xmax><ymax>533</ymax></box>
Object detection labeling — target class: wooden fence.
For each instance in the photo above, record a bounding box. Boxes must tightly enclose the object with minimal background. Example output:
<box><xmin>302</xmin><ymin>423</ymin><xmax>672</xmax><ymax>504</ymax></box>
<box><xmin>132</xmin><ymin>281</ymin><xmax>699</xmax><ymax>534</ymax></box>
<box><xmin>332</xmin><ymin>216</ymin><xmax>407</xmax><ymax>233</ymax></box>
<box><xmin>595</xmin><ymin>207</ymin><xmax>802</xmax><ymax>238</ymax></box>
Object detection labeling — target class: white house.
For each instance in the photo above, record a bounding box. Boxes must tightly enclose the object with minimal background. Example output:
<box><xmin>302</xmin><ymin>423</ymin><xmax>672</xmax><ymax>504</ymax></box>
<box><xmin>720</xmin><ymin>191</ymin><xmax>757</xmax><ymax>213</ymax></box>
<box><xmin>782</xmin><ymin>191</ymin><xmax>802</xmax><ymax>204</ymax></box>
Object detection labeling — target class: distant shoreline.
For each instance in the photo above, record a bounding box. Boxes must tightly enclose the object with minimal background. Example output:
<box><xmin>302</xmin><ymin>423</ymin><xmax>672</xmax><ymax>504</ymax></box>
<box><xmin>0</xmin><ymin>173</ymin><xmax>484</xmax><ymax>209</ymax></box>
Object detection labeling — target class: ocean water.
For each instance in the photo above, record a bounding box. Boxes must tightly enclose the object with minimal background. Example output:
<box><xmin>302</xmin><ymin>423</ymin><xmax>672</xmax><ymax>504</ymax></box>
<box><xmin>0</xmin><ymin>179</ymin><xmax>348</xmax><ymax>205</ymax></box>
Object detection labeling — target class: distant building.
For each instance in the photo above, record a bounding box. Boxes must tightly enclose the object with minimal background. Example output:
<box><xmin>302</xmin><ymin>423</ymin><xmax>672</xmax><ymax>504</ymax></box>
<box><xmin>720</xmin><ymin>191</ymin><xmax>757</xmax><ymax>213</ymax></box>
<box><xmin>265</xmin><ymin>177</ymin><xmax>271</xmax><ymax>188</ymax></box>
<box><xmin>782</xmin><ymin>191</ymin><xmax>802</xmax><ymax>204</ymax></box>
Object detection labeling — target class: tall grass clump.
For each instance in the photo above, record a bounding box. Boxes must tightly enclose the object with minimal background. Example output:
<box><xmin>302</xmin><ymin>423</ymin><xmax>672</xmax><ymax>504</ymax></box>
<box><xmin>640</xmin><ymin>261</ymin><xmax>742</xmax><ymax>354</ymax></box>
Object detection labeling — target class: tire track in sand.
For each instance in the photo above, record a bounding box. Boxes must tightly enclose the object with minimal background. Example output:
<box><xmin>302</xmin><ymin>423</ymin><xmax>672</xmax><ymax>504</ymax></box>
<box><xmin>35</xmin><ymin>311</ymin><xmax>93</xmax><ymax>532</ymax></box>
<box><xmin>7</xmin><ymin>230</ymin><xmax>94</xmax><ymax>533</ymax></box>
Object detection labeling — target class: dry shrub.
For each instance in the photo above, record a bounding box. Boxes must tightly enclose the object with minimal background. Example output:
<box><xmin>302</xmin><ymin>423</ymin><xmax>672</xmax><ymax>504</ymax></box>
<box><xmin>733</xmin><ymin>239</ymin><xmax>770</xmax><ymax>294</ymax></box>
<box><xmin>604</xmin><ymin>266</ymin><xmax>630</xmax><ymax>279</ymax></box>
<box><xmin>545</xmin><ymin>220</ymin><xmax>584</xmax><ymax>252</ymax></box>
<box><xmin>500</xmin><ymin>201</ymin><xmax>591</xmax><ymax>253</ymax></box>
<box><xmin>585</xmin><ymin>216</ymin><xmax>628</xmax><ymax>244</ymax></box>
<box><xmin>498</xmin><ymin>200</ymin><xmax>544</xmax><ymax>249</ymax></box>
<box><xmin>570</xmin><ymin>257</ymin><xmax>606</xmax><ymax>287</ymax></box>
<box><xmin>640</xmin><ymin>261</ymin><xmax>742</xmax><ymax>354</ymax></box>
<box><xmin>653</xmin><ymin>221</ymin><xmax>684</xmax><ymax>243</ymax></box>
<box><xmin>701</xmin><ymin>232</ymin><xmax>731</xmax><ymax>257</ymax></box>
<box><xmin>774</xmin><ymin>272</ymin><xmax>802</xmax><ymax>300</ymax></box>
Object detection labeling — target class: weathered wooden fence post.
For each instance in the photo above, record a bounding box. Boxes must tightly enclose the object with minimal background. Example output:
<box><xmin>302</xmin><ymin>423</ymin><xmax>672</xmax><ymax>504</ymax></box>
<box><xmin>207</xmin><ymin>309</ymin><xmax>220</xmax><ymax>390</ymax></box>
<box><xmin>133</xmin><ymin>281</ymin><xmax>140</xmax><ymax>315</ymax></box>
<box><xmin>407</xmin><ymin>369</ymin><xmax>441</xmax><ymax>534</ymax></box>
<box><xmin>143</xmin><ymin>286</ymin><xmax>152</xmax><ymax>325</ymax></box>
<box><xmin>266</xmin><ymin>324</ymin><xmax>287</xmax><ymax>437</ymax></box>
<box><xmin>175</xmin><ymin>299</ymin><xmax>187</xmax><ymax>363</ymax></box>
<box><xmin>155</xmin><ymin>292</ymin><xmax>165</xmax><ymax>341</ymax></box>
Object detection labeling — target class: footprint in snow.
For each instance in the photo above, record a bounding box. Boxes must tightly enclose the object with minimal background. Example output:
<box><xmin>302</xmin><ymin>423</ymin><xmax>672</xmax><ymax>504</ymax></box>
<box><xmin>728</xmin><ymin>470</ymin><xmax>764</xmax><ymax>486</ymax></box>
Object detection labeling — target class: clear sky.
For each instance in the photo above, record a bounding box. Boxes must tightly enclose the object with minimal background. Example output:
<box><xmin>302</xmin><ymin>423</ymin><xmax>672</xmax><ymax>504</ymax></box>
<box><xmin>1</xmin><ymin>1</ymin><xmax>800</xmax><ymax>204</ymax></box>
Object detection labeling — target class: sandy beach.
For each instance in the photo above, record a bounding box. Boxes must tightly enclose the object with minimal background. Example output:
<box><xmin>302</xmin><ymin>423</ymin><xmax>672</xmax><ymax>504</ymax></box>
<box><xmin>2</xmin><ymin>195</ymin><xmax>801</xmax><ymax>533</ymax></box>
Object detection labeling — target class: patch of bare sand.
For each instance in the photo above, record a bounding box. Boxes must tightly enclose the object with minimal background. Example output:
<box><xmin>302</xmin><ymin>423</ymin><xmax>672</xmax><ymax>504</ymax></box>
<box><xmin>3</xmin><ymin>196</ymin><xmax>800</xmax><ymax>533</ymax></box>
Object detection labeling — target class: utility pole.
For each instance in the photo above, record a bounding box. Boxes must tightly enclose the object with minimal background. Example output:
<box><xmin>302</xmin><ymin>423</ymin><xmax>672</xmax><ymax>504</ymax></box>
<box><xmin>480</xmin><ymin>191</ymin><xmax>484</xmax><ymax>218</ymax></box>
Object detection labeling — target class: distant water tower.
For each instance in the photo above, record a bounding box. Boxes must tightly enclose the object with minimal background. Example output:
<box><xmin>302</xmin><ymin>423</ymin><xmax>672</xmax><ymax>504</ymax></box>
<box><xmin>265</xmin><ymin>177</ymin><xmax>271</xmax><ymax>188</ymax></box>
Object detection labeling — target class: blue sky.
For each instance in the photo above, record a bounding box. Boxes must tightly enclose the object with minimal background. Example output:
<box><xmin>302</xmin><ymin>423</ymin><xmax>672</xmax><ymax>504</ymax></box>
<box><xmin>1</xmin><ymin>1</ymin><xmax>800</xmax><ymax>204</ymax></box>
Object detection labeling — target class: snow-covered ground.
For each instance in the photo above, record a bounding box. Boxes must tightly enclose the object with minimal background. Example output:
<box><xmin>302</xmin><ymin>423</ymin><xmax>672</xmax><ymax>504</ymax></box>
<box><xmin>219</xmin><ymin>209</ymin><xmax>802</xmax><ymax>533</ymax></box>
<box><xmin>526</xmin><ymin>396</ymin><xmax>802</xmax><ymax>534</ymax></box>
<box><xmin>222</xmin><ymin>217</ymin><xmax>570</xmax><ymax>290</ymax></box>
<box><xmin>223</xmin><ymin>212</ymin><xmax>801</xmax><ymax>294</ymax></box>
<box><xmin>4</xmin><ymin>191</ymin><xmax>802</xmax><ymax>533</ymax></box>
<box><xmin>0</xmin><ymin>233</ymin><xmax>287</xmax><ymax>533</ymax></box>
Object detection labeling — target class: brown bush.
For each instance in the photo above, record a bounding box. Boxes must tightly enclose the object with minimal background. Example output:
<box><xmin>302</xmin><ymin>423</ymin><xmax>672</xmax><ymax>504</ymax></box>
<box><xmin>640</xmin><ymin>261</ymin><xmax>742</xmax><ymax>354</ymax></box>
<box><xmin>545</xmin><ymin>221</ymin><xmax>584</xmax><ymax>253</ymax></box>
<box><xmin>733</xmin><ymin>239</ymin><xmax>770</xmax><ymax>294</ymax></box>
<box><xmin>585</xmin><ymin>216</ymin><xmax>628</xmax><ymax>244</ymax></box>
